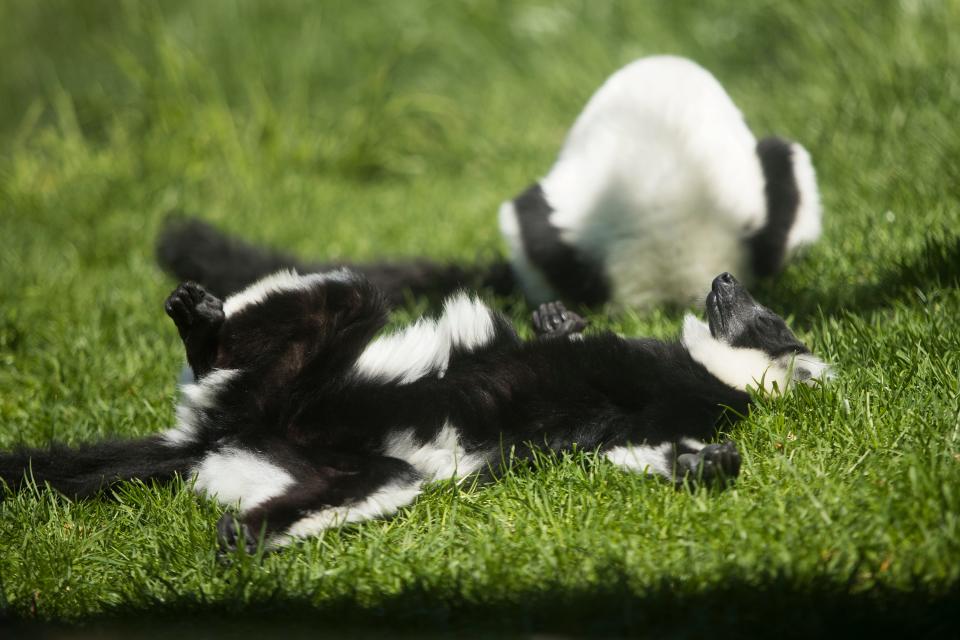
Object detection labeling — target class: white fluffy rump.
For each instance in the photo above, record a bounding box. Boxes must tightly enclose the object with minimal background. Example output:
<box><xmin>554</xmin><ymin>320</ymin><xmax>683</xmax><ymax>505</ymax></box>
<box><xmin>502</xmin><ymin>56</ymin><xmax>773</xmax><ymax>308</ymax></box>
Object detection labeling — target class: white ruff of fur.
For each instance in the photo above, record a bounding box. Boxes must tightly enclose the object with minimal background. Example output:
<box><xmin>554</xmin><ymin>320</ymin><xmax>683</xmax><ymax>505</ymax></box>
<box><xmin>384</xmin><ymin>422</ymin><xmax>488</xmax><ymax>482</ymax></box>
<box><xmin>281</xmin><ymin>480</ymin><xmax>423</xmax><ymax>544</ymax></box>
<box><xmin>192</xmin><ymin>446</ymin><xmax>295</xmax><ymax>510</ymax></box>
<box><xmin>221</xmin><ymin>268</ymin><xmax>354</xmax><ymax>317</ymax></box>
<box><xmin>352</xmin><ymin>292</ymin><xmax>494</xmax><ymax>384</ymax></box>
<box><xmin>605</xmin><ymin>442</ymin><xmax>673</xmax><ymax>478</ymax></box>
<box><xmin>163</xmin><ymin>368</ymin><xmax>239</xmax><ymax>446</ymax></box>
<box><xmin>500</xmin><ymin>56</ymin><xmax>767</xmax><ymax>308</ymax></box>
<box><xmin>681</xmin><ymin>315</ymin><xmax>829</xmax><ymax>393</ymax></box>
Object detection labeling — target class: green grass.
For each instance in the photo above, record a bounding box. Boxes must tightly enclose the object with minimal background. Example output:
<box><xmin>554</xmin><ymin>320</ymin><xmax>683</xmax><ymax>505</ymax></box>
<box><xmin>1</xmin><ymin>0</ymin><xmax>959</xmax><ymax>636</ymax></box>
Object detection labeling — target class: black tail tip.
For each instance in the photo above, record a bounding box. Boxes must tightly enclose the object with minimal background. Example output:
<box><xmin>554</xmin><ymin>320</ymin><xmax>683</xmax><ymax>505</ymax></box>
<box><xmin>155</xmin><ymin>213</ymin><xmax>221</xmax><ymax>270</ymax></box>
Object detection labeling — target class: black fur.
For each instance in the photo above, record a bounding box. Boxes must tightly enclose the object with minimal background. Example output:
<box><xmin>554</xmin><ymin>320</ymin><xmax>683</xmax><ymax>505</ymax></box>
<box><xmin>750</xmin><ymin>137</ymin><xmax>801</xmax><ymax>278</ymax></box>
<box><xmin>707</xmin><ymin>272</ymin><xmax>808</xmax><ymax>355</ymax></box>
<box><xmin>0</xmin><ymin>436</ymin><xmax>204</xmax><ymax>497</ymax></box>
<box><xmin>156</xmin><ymin>217</ymin><xmax>515</xmax><ymax>306</ymax></box>
<box><xmin>511</xmin><ymin>183</ymin><xmax>611</xmax><ymax>306</ymax></box>
<box><xmin>0</xmin><ymin>272</ymin><xmax>816</xmax><ymax>548</ymax></box>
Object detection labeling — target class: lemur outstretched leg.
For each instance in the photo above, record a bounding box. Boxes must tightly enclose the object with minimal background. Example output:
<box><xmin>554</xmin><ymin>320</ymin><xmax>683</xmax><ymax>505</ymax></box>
<box><xmin>606</xmin><ymin>439</ymin><xmax>742</xmax><ymax>489</ymax></box>
<box><xmin>217</xmin><ymin>453</ymin><xmax>421</xmax><ymax>552</ymax></box>
<box><xmin>164</xmin><ymin>282</ymin><xmax>224</xmax><ymax>379</ymax></box>
<box><xmin>531</xmin><ymin>301</ymin><xmax>588</xmax><ymax>339</ymax></box>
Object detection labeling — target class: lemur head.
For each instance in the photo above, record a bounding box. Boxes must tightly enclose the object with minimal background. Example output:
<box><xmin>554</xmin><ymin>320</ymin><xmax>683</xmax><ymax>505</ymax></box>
<box><xmin>682</xmin><ymin>273</ymin><xmax>830</xmax><ymax>392</ymax></box>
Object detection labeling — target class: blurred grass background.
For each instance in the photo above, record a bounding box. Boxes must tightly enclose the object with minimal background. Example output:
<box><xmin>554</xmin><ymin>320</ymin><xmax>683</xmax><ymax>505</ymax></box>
<box><xmin>1</xmin><ymin>0</ymin><xmax>959</xmax><ymax>635</ymax></box>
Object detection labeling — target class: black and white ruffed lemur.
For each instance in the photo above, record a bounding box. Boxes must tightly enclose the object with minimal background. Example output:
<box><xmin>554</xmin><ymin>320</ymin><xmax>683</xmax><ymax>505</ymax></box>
<box><xmin>0</xmin><ymin>270</ymin><xmax>829</xmax><ymax>550</ymax></box>
<box><xmin>156</xmin><ymin>55</ymin><xmax>822</xmax><ymax>309</ymax></box>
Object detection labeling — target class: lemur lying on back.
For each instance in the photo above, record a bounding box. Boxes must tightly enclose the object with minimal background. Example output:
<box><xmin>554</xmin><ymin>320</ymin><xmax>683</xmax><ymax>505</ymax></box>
<box><xmin>156</xmin><ymin>55</ymin><xmax>822</xmax><ymax>309</ymax></box>
<box><xmin>0</xmin><ymin>271</ymin><xmax>828</xmax><ymax>550</ymax></box>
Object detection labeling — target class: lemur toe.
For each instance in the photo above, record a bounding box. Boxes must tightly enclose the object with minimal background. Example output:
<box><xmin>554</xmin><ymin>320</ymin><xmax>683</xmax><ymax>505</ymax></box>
<box><xmin>217</xmin><ymin>514</ymin><xmax>259</xmax><ymax>554</ymax></box>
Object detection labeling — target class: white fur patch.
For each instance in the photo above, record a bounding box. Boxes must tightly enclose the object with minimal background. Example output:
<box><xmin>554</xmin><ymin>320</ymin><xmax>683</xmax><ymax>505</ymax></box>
<box><xmin>606</xmin><ymin>442</ymin><xmax>673</xmax><ymax>478</ymax></box>
<box><xmin>384</xmin><ymin>422</ymin><xmax>488</xmax><ymax>482</ymax></box>
<box><xmin>353</xmin><ymin>317</ymin><xmax>452</xmax><ymax>384</ymax></box>
<box><xmin>681</xmin><ymin>315</ymin><xmax>830</xmax><ymax>392</ymax></box>
<box><xmin>163</xmin><ymin>368</ymin><xmax>239</xmax><ymax>446</ymax></box>
<box><xmin>442</xmin><ymin>293</ymin><xmax>496</xmax><ymax>352</ymax></box>
<box><xmin>222</xmin><ymin>268</ymin><xmax>354</xmax><ymax>317</ymax></box>
<box><xmin>192</xmin><ymin>447</ymin><xmax>295</xmax><ymax>510</ymax></box>
<box><xmin>681</xmin><ymin>315</ymin><xmax>784</xmax><ymax>392</ymax></box>
<box><xmin>353</xmin><ymin>292</ymin><xmax>494</xmax><ymax>384</ymax></box>
<box><xmin>282</xmin><ymin>479</ymin><xmax>422</xmax><ymax>543</ymax></box>
<box><xmin>503</xmin><ymin>55</ymin><xmax>770</xmax><ymax>308</ymax></box>
<box><xmin>680</xmin><ymin>438</ymin><xmax>707</xmax><ymax>452</ymax></box>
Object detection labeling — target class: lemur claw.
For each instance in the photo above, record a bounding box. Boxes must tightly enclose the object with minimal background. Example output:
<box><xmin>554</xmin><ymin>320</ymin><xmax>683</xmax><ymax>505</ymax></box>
<box><xmin>532</xmin><ymin>301</ymin><xmax>589</xmax><ymax>338</ymax></box>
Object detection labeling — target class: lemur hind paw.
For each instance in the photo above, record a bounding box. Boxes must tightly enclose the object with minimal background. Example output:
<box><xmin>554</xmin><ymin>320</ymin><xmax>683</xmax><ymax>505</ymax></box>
<box><xmin>216</xmin><ymin>513</ymin><xmax>260</xmax><ymax>555</ymax></box>
<box><xmin>676</xmin><ymin>440</ymin><xmax>741</xmax><ymax>488</ymax></box>
<box><xmin>165</xmin><ymin>282</ymin><xmax>224</xmax><ymax>338</ymax></box>
<box><xmin>532</xmin><ymin>301</ymin><xmax>588</xmax><ymax>338</ymax></box>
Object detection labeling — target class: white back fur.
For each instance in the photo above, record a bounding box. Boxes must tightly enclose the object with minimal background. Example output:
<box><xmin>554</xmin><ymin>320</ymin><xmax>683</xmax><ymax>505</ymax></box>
<box><xmin>500</xmin><ymin>55</ymin><xmax>821</xmax><ymax>308</ymax></box>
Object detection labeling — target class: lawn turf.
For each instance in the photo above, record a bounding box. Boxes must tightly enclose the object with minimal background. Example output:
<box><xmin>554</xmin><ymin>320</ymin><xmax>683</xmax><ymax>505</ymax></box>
<box><xmin>1</xmin><ymin>0</ymin><xmax>959</xmax><ymax>636</ymax></box>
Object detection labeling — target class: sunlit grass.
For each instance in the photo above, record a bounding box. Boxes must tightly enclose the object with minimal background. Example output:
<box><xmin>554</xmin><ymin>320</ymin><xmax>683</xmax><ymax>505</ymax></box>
<box><xmin>1</xmin><ymin>0</ymin><xmax>959</xmax><ymax>635</ymax></box>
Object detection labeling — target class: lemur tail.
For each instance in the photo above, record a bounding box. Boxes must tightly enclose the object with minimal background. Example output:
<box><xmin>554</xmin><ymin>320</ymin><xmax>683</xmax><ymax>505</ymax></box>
<box><xmin>155</xmin><ymin>216</ymin><xmax>516</xmax><ymax>306</ymax></box>
<box><xmin>0</xmin><ymin>436</ymin><xmax>201</xmax><ymax>498</ymax></box>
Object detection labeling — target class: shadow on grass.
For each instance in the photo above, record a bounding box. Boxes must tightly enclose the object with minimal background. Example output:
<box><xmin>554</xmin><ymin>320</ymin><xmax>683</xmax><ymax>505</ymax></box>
<box><xmin>756</xmin><ymin>231</ymin><xmax>960</xmax><ymax>326</ymax></box>
<box><xmin>5</xmin><ymin>576</ymin><xmax>958</xmax><ymax>639</ymax></box>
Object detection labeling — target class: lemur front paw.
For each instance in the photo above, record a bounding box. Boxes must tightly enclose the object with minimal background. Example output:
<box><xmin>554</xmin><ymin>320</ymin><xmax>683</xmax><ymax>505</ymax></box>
<box><xmin>165</xmin><ymin>282</ymin><xmax>224</xmax><ymax>339</ymax></box>
<box><xmin>216</xmin><ymin>513</ymin><xmax>259</xmax><ymax>554</ymax></box>
<box><xmin>676</xmin><ymin>441</ymin><xmax>741</xmax><ymax>488</ymax></box>
<box><xmin>532</xmin><ymin>301</ymin><xmax>588</xmax><ymax>338</ymax></box>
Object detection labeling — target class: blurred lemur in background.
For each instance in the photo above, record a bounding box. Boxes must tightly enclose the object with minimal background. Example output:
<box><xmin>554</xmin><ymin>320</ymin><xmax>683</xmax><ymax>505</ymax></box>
<box><xmin>157</xmin><ymin>56</ymin><xmax>822</xmax><ymax>309</ymax></box>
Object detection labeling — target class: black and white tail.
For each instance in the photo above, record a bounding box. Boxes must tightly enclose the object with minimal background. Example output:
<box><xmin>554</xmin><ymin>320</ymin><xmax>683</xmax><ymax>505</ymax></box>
<box><xmin>0</xmin><ymin>436</ymin><xmax>201</xmax><ymax>498</ymax></box>
<box><xmin>156</xmin><ymin>217</ymin><xmax>515</xmax><ymax>305</ymax></box>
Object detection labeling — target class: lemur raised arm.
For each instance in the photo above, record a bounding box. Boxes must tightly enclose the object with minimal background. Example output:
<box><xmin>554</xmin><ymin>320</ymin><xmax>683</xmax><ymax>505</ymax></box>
<box><xmin>0</xmin><ymin>271</ymin><xmax>828</xmax><ymax>551</ymax></box>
